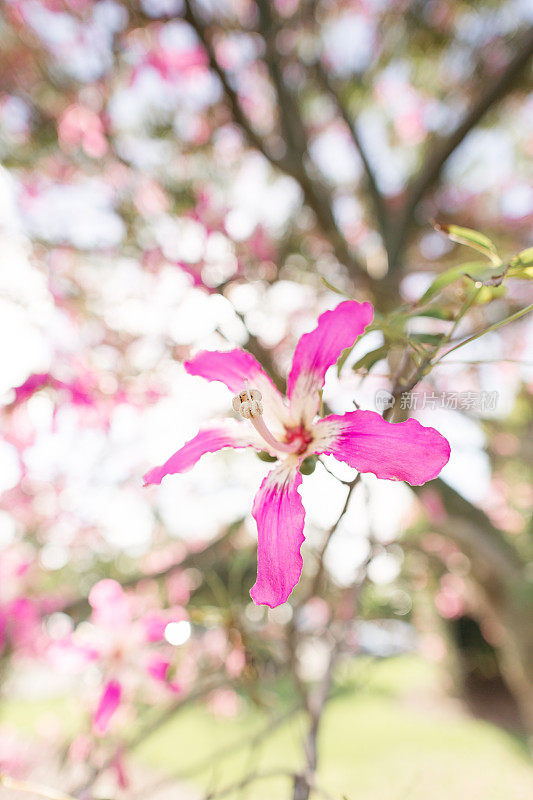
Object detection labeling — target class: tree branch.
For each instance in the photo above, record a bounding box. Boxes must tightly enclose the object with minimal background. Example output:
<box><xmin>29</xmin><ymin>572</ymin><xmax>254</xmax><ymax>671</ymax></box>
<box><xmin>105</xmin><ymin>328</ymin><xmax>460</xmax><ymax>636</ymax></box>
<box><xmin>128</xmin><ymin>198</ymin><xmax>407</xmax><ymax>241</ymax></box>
<box><xmin>414</xmin><ymin>478</ymin><xmax>523</xmax><ymax>583</ymax></box>
<box><xmin>183</xmin><ymin>1</ymin><xmax>280</xmax><ymax>167</ymax></box>
<box><xmin>389</xmin><ymin>26</ymin><xmax>533</xmax><ymax>268</ymax></box>
<box><xmin>293</xmin><ymin>644</ymin><xmax>339</xmax><ymax>800</ymax></box>
<box><xmin>185</xmin><ymin>0</ymin><xmax>370</xmax><ymax>288</ymax></box>
<box><xmin>310</xmin><ymin>60</ymin><xmax>389</xmax><ymax>247</ymax></box>
<box><xmin>253</xmin><ymin>0</ymin><xmax>370</xmax><ymax>288</ymax></box>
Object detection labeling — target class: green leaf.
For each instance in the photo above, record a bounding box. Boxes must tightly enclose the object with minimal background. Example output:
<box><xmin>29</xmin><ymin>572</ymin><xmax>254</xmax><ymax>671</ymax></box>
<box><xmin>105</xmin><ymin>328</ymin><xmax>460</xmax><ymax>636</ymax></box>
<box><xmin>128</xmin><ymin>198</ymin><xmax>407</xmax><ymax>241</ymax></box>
<box><xmin>463</xmin><ymin>264</ymin><xmax>508</xmax><ymax>287</ymax></box>
<box><xmin>321</xmin><ymin>276</ymin><xmax>350</xmax><ymax>297</ymax></box>
<box><xmin>418</xmin><ymin>261</ymin><xmax>487</xmax><ymax>304</ymax></box>
<box><xmin>351</xmin><ymin>345</ymin><xmax>389</xmax><ymax>372</ymax></box>
<box><xmin>337</xmin><ymin>326</ymin><xmax>377</xmax><ymax>375</ymax></box>
<box><xmin>376</xmin><ymin>313</ymin><xmax>410</xmax><ymax>344</ymax></box>
<box><xmin>409</xmin><ymin>332</ymin><xmax>445</xmax><ymax>346</ymax></box>
<box><xmin>409</xmin><ymin>307</ymin><xmax>454</xmax><ymax>320</ymax></box>
<box><xmin>434</xmin><ymin>222</ymin><xmax>501</xmax><ymax>264</ymax></box>
<box><xmin>510</xmin><ymin>247</ymin><xmax>533</xmax><ymax>267</ymax></box>
<box><xmin>508</xmin><ymin>248</ymin><xmax>533</xmax><ymax>279</ymax></box>
<box><xmin>472</xmin><ymin>285</ymin><xmax>506</xmax><ymax>304</ymax></box>
<box><xmin>509</xmin><ymin>265</ymin><xmax>533</xmax><ymax>279</ymax></box>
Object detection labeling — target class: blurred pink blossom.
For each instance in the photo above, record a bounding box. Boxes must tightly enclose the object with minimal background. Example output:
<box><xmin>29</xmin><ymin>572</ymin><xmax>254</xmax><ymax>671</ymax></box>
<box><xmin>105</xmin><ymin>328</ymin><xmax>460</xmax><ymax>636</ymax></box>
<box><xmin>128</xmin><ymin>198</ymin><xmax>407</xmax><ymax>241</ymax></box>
<box><xmin>93</xmin><ymin>679</ymin><xmax>122</xmax><ymax>736</ymax></box>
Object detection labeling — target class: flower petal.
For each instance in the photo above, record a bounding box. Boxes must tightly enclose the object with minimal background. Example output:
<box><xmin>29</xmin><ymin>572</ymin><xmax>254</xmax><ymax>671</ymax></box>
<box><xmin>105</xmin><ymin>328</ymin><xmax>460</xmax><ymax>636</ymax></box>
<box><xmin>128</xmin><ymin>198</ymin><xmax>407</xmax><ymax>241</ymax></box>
<box><xmin>250</xmin><ymin>462</ymin><xmax>305</xmax><ymax>608</ymax></box>
<box><xmin>93</xmin><ymin>680</ymin><xmax>121</xmax><ymax>736</ymax></box>
<box><xmin>287</xmin><ymin>301</ymin><xmax>373</xmax><ymax>424</ymax></box>
<box><xmin>315</xmin><ymin>411</ymin><xmax>450</xmax><ymax>485</ymax></box>
<box><xmin>185</xmin><ymin>348</ymin><xmax>289</xmax><ymax>427</ymax></box>
<box><xmin>143</xmin><ymin>422</ymin><xmax>259</xmax><ymax>486</ymax></box>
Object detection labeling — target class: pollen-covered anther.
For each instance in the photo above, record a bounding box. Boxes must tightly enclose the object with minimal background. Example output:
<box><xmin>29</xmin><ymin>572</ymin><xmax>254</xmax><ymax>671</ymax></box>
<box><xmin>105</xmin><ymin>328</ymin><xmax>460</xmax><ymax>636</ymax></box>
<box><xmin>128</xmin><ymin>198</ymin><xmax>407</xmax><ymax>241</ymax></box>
<box><xmin>232</xmin><ymin>387</ymin><xmax>263</xmax><ymax>419</ymax></box>
<box><xmin>233</xmin><ymin>380</ymin><xmax>299</xmax><ymax>454</ymax></box>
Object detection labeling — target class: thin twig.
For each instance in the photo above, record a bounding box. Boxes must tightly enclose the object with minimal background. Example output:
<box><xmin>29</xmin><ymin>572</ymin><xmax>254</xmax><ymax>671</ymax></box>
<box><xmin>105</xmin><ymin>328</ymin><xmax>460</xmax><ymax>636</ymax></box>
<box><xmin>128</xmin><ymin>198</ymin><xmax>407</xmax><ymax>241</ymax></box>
<box><xmin>135</xmin><ymin>703</ymin><xmax>301</xmax><ymax>799</ymax></box>
<box><xmin>73</xmin><ymin>675</ymin><xmax>231</xmax><ymax>796</ymax></box>
<box><xmin>318</xmin><ymin>458</ymin><xmax>353</xmax><ymax>486</ymax></box>
<box><xmin>435</xmin><ymin>302</ymin><xmax>533</xmax><ymax>363</ymax></box>
<box><xmin>309</xmin><ymin>475</ymin><xmax>362</xmax><ymax>599</ymax></box>
<box><xmin>203</xmin><ymin>768</ymin><xmax>294</xmax><ymax>800</ymax></box>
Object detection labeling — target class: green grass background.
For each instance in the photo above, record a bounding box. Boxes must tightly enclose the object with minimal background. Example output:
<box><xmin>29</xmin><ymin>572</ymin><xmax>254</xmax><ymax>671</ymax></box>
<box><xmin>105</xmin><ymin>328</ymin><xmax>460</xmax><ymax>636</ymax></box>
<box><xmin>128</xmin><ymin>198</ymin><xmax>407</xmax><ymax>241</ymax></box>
<box><xmin>135</xmin><ymin>656</ymin><xmax>533</xmax><ymax>799</ymax></box>
<box><xmin>2</xmin><ymin>656</ymin><xmax>532</xmax><ymax>799</ymax></box>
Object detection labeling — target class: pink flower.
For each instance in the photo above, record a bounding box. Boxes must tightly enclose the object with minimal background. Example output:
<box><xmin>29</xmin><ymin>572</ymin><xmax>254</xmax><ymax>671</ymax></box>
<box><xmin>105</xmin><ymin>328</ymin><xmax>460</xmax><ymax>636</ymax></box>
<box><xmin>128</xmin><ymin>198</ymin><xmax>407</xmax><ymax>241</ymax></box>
<box><xmin>11</xmin><ymin>372</ymin><xmax>93</xmax><ymax>407</ymax></box>
<box><xmin>13</xmin><ymin>372</ymin><xmax>50</xmax><ymax>402</ymax></box>
<box><xmin>144</xmin><ymin>301</ymin><xmax>450</xmax><ymax>608</ymax></box>
<box><xmin>58</xmin><ymin>104</ymin><xmax>107</xmax><ymax>158</ymax></box>
<box><xmin>146</xmin><ymin>655</ymin><xmax>170</xmax><ymax>683</ymax></box>
<box><xmin>146</xmin><ymin>655</ymin><xmax>182</xmax><ymax>694</ymax></box>
<box><xmin>89</xmin><ymin>579</ymin><xmax>131</xmax><ymax>628</ymax></box>
<box><xmin>93</xmin><ymin>679</ymin><xmax>122</xmax><ymax>736</ymax></box>
<box><xmin>142</xmin><ymin>613</ymin><xmax>168</xmax><ymax>643</ymax></box>
<box><xmin>4</xmin><ymin>598</ymin><xmax>41</xmax><ymax>653</ymax></box>
<box><xmin>47</xmin><ymin>637</ymin><xmax>99</xmax><ymax>673</ymax></box>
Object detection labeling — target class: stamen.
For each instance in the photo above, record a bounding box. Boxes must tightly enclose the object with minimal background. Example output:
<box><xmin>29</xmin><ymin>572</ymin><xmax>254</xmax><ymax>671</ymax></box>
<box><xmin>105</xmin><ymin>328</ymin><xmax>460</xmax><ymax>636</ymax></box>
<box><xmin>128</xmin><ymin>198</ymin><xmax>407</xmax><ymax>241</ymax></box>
<box><xmin>250</xmin><ymin>415</ymin><xmax>297</xmax><ymax>454</ymax></box>
<box><xmin>232</xmin><ymin>382</ymin><xmax>299</xmax><ymax>455</ymax></box>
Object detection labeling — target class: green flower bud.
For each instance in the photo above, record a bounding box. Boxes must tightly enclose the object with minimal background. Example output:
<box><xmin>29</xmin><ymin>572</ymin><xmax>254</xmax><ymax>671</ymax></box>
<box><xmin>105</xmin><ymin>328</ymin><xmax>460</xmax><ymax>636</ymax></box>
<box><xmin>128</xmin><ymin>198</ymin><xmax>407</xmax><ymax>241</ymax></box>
<box><xmin>257</xmin><ymin>451</ymin><xmax>278</xmax><ymax>463</ymax></box>
<box><xmin>299</xmin><ymin>456</ymin><xmax>317</xmax><ymax>475</ymax></box>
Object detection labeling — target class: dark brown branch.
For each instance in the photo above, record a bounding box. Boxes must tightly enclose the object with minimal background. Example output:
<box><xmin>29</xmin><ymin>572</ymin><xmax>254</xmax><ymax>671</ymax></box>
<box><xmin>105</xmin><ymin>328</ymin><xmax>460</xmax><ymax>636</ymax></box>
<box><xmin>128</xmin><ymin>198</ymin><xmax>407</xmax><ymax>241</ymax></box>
<box><xmin>390</xmin><ymin>26</ymin><xmax>533</xmax><ymax>268</ymax></box>
<box><xmin>293</xmin><ymin>645</ymin><xmax>339</xmax><ymax>800</ymax></box>
<box><xmin>294</xmin><ymin>166</ymin><xmax>372</xmax><ymax>289</ymax></box>
<box><xmin>254</xmin><ymin>0</ymin><xmax>308</xmax><ymax>159</ymax></box>
<box><xmin>413</xmin><ymin>479</ymin><xmax>523</xmax><ymax>583</ymax></box>
<box><xmin>183</xmin><ymin>0</ymin><xmax>280</xmax><ymax>167</ymax></box>
<box><xmin>311</xmin><ymin>60</ymin><xmax>389</xmax><ymax>246</ymax></box>
<box><xmin>409</xmin><ymin>27</ymin><xmax>533</xmax><ymax>210</ymax></box>
<box><xmin>253</xmin><ymin>0</ymin><xmax>370</xmax><ymax>288</ymax></box>
<box><xmin>185</xmin><ymin>0</ymin><xmax>370</xmax><ymax>288</ymax></box>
